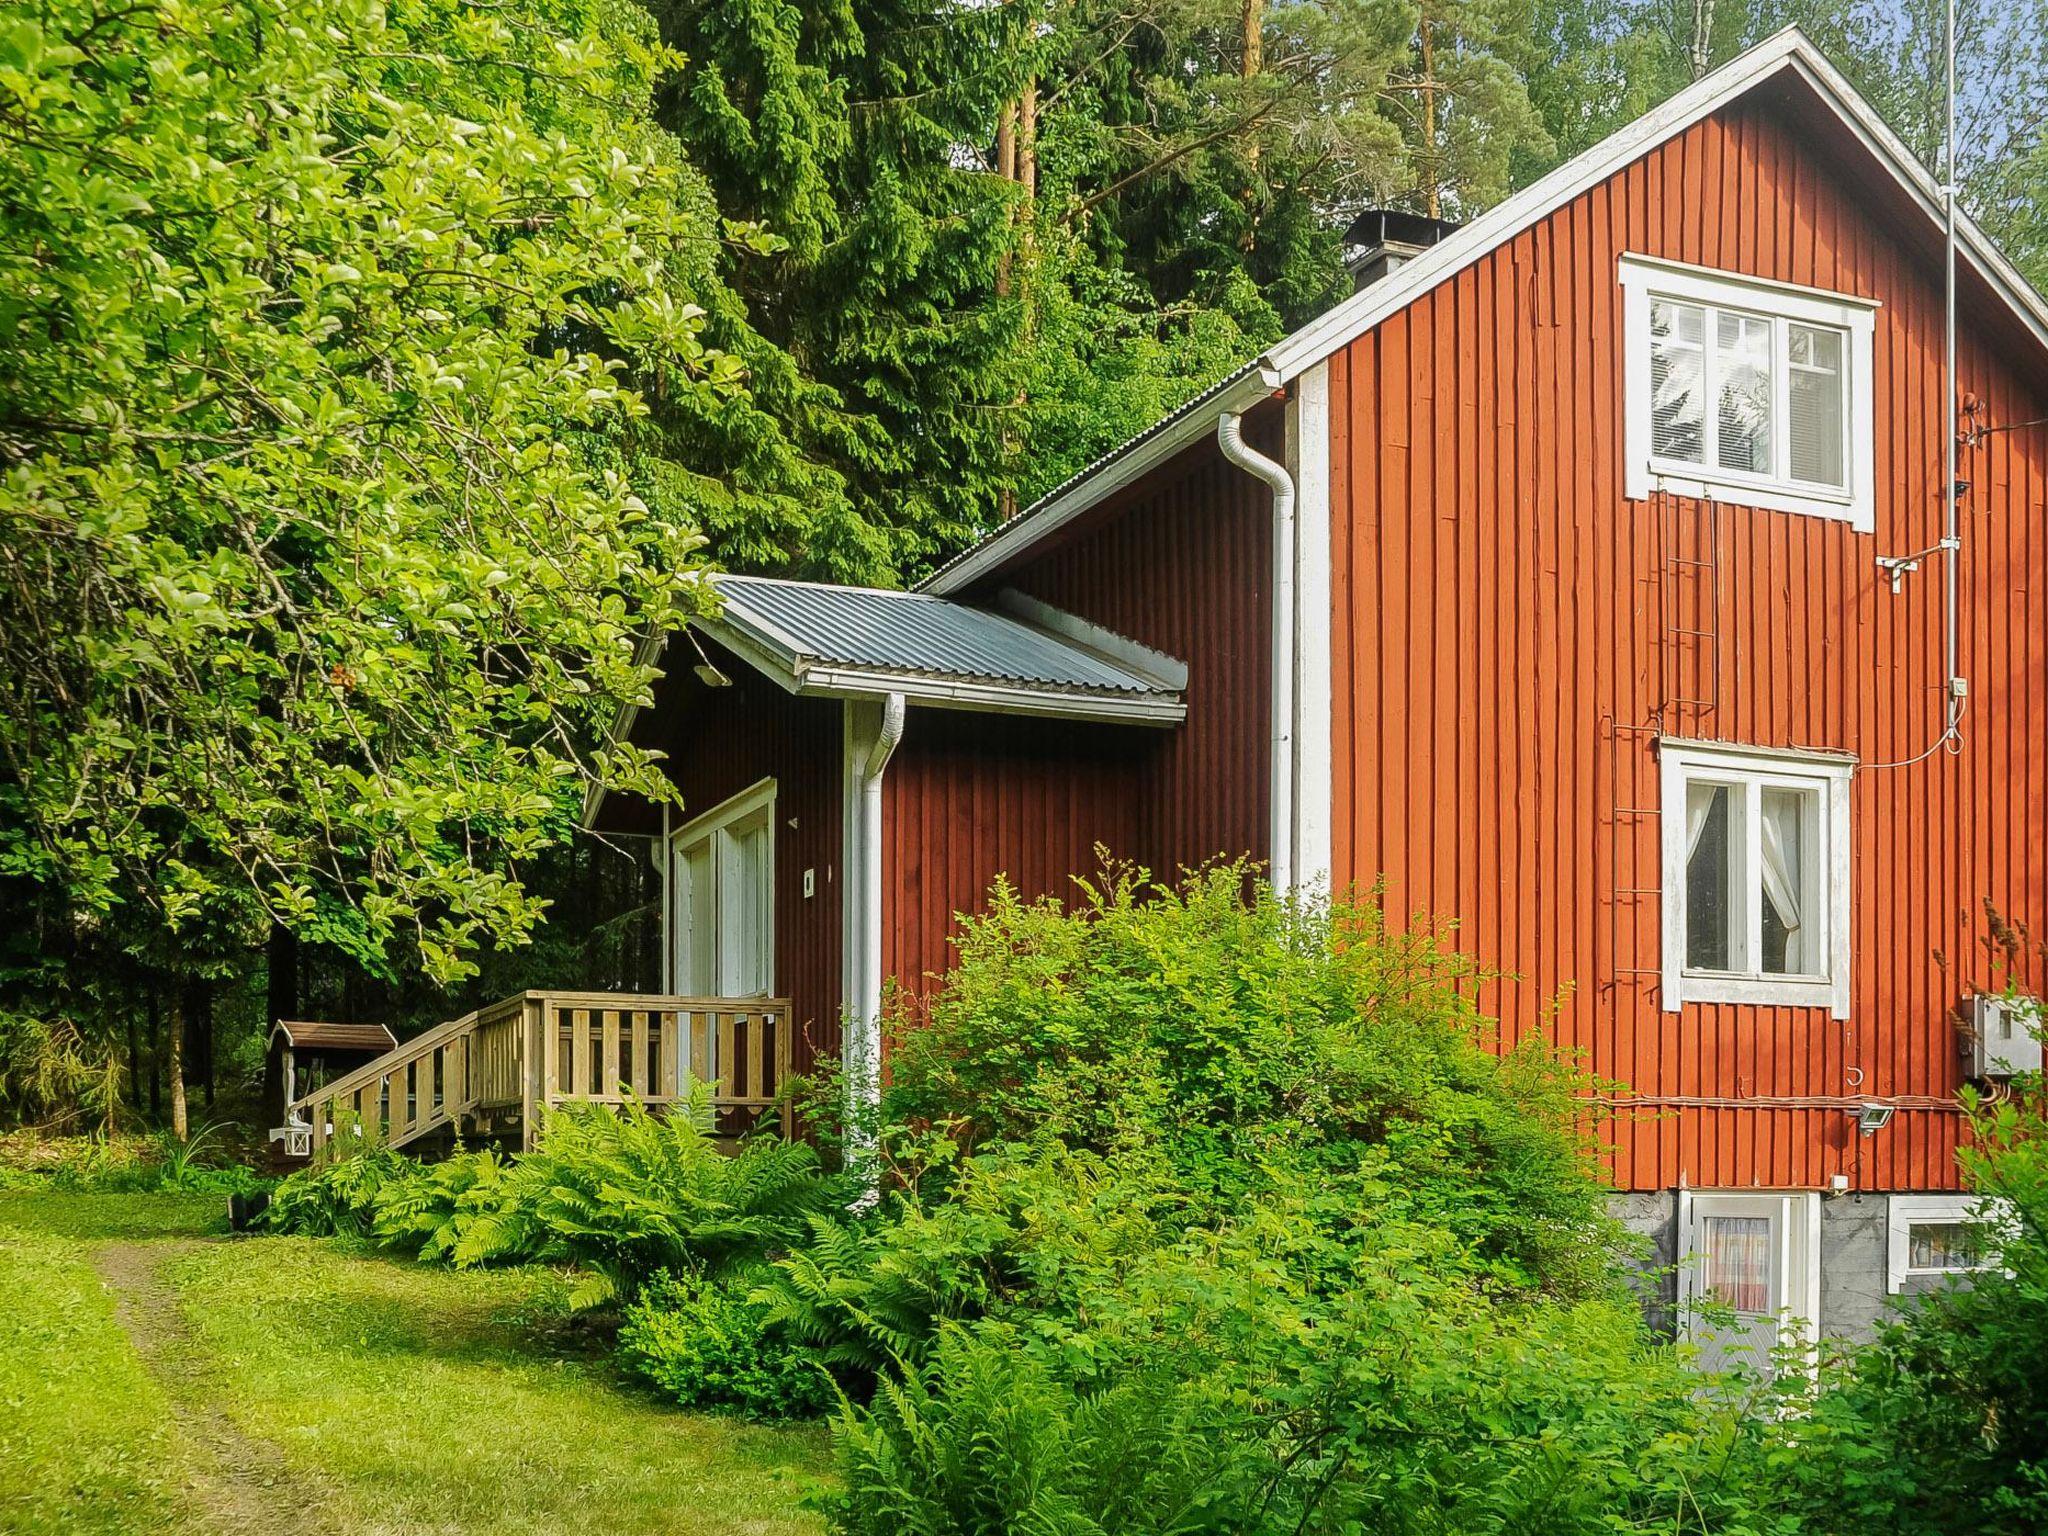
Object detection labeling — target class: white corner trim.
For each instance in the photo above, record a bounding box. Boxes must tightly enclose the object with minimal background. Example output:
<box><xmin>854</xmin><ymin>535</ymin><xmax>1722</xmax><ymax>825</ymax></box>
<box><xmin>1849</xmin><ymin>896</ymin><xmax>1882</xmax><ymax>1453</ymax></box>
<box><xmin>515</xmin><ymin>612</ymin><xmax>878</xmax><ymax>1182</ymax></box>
<box><xmin>1618</xmin><ymin>255</ymin><xmax>1877</xmax><ymax>532</ymax></box>
<box><xmin>1658</xmin><ymin>739</ymin><xmax>1854</xmax><ymax>1019</ymax></box>
<box><xmin>1288</xmin><ymin>363</ymin><xmax>1334</xmax><ymax>896</ymax></box>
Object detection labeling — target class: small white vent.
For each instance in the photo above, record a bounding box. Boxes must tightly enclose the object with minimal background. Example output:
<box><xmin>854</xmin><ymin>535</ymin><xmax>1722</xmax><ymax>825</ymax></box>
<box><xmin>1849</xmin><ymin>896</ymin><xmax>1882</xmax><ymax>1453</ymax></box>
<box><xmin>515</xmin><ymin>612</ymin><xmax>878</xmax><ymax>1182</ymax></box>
<box><xmin>1970</xmin><ymin>996</ymin><xmax>2044</xmax><ymax>1079</ymax></box>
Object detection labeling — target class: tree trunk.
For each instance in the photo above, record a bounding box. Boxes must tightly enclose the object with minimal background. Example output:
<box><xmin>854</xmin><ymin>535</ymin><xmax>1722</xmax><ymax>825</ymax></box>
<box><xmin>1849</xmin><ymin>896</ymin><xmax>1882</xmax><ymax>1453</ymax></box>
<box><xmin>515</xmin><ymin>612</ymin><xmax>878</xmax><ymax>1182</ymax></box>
<box><xmin>1018</xmin><ymin>80</ymin><xmax>1038</xmax><ymax>201</ymax></box>
<box><xmin>1242</xmin><ymin>0</ymin><xmax>1264</xmax><ymax>167</ymax></box>
<box><xmin>124</xmin><ymin>1005</ymin><xmax>141</xmax><ymax>1126</ymax></box>
<box><xmin>184</xmin><ymin>978</ymin><xmax>213</xmax><ymax>1112</ymax></box>
<box><xmin>167</xmin><ymin>992</ymin><xmax>187</xmax><ymax>1140</ymax></box>
<box><xmin>1689</xmin><ymin>0</ymin><xmax>1716</xmax><ymax>81</ymax></box>
<box><xmin>147</xmin><ymin>988</ymin><xmax>162</xmax><ymax>1118</ymax></box>
<box><xmin>1418</xmin><ymin>22</ymin><xmax>1441</xmax><ymax>220</ymax></box>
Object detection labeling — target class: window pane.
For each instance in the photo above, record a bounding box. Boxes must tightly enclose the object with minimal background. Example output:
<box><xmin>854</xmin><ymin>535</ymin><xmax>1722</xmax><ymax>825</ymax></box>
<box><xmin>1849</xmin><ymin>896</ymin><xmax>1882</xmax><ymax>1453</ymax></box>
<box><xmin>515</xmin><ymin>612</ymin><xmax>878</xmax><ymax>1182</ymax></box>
<box><xmin>1758</xmin><ymin>786</ymin><xmax>1813</xmax><ymax>975</ymax></box>
<box><xmin>1685</xmin><ymin>783</ymin><xmax>1734</xmax><ymax>971</ymax></box>
<box><xmin>1788</xmin><ymin>324</ymin><xmax>1845</xmax><ymax>487</ymax></box>
<box><xmin>1705</xmin><ymin>1215</ymin><xmax>1774</xmax><ymax>1312</ymax></box>
<box><xmin>1716</xmin><ymin>310</ymin><xmax>1774</xmax><ymax>474</ymax></box>
<box><xmin>1651</xmin><ymin>300</ymin><xmax>1706</xmax><ymax>464</ymax></box>
<box><xmin>1908</xmin><ymin>1222</ymin><xmax>1980</xmax><ymax>1271</ymax></box>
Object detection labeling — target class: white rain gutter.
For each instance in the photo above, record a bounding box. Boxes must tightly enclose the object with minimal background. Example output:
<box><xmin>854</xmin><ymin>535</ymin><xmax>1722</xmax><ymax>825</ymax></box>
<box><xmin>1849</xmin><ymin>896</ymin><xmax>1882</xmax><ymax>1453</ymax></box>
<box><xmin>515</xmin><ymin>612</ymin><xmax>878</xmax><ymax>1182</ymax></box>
<box><xmin>846</xmin><ymin>692</ymin><xmax>904</xmax><ymax>1181</ymax></box>
<box><xmin>1217</xmin><ymin>411</ymin><xmax>1295</xmax><ymax>894</ymax></box>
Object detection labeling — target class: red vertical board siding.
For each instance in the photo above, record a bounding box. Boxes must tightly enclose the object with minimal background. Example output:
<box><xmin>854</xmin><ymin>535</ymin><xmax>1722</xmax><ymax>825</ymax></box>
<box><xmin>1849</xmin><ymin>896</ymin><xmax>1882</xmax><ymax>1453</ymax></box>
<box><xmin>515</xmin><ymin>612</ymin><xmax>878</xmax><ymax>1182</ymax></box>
<box><xmin>881</xmin><ymin>713</ymin><xmax>1148</xmax><ymax>1013</ymax></box>
<box><xmin>639</xmin><ymin>647</ymin><xmax>843</xmax><ymax>1077</ymax></box>
<box><xmin>1328</xmin><ymin>96</ymin><xmax>2048</xmax><ymax>1193</ymax></box>
<box><xmin>881</xmin><ymin>413</ymin><xmax>1279</xmax><ymax>1010</ymax></box>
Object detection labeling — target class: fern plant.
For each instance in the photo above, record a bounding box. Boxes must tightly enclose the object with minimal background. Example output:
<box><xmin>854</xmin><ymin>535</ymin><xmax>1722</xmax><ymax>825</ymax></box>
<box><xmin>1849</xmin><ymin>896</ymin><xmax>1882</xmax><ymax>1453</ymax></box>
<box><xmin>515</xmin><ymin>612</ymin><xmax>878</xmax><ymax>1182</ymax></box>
<box><xmin>513</xmin><ymin>1091</ymin><xmax>843</xmax><ymax>1309</ymax></box>
<box><xmin>263</xmin><ymin>1146</ymin><xmax>417</xmax><ymax>1237</ymax></box>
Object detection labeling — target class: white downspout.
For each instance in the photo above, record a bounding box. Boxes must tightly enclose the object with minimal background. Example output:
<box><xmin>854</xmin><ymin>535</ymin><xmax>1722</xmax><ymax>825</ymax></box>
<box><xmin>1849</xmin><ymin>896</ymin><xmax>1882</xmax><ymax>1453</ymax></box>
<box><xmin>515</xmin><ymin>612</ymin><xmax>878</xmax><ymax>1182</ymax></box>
<box><xmin>1218</xmin><ymin>410</ymin><xmax>1296</xmax><ymax>894</ymax></box>
<box><xmin>848</xmin><ymin>692</ymin><xmax>904</xmax><ymax>1179</ymax></box>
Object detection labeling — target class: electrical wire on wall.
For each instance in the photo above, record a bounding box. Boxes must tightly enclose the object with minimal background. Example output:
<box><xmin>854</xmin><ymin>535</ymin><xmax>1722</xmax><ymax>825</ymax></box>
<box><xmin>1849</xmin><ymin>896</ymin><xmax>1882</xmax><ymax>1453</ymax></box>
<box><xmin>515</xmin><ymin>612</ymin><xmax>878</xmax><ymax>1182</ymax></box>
<box><xmin>1865</xmin><ymin>0</ymin><xmax>1968</xmax><ymax>773</ymax></box>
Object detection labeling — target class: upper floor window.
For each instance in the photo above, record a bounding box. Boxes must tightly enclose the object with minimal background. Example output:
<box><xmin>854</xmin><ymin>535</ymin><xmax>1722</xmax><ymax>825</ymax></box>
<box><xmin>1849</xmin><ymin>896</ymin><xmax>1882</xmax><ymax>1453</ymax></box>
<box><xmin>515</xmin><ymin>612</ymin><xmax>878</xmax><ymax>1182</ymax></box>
<box><xmin>1620</xmin><ymin>256</ymin><xmax>1877</xmax><ymax>530</ymax></box>
<box><xmin>1659</xmin><ymin>740</ymin><xmax>1853</xmax><ymax>1016</ymax></box>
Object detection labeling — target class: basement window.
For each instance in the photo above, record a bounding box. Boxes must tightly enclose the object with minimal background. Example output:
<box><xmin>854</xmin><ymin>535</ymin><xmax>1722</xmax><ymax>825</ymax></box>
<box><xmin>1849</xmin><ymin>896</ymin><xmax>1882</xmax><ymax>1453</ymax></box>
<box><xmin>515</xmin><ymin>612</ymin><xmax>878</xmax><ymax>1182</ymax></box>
<box><xmin>1620</xmin><ymin>256</ymin><xmax>1876</xmax><ymax>530</ymax></box>
<box><xmin>1888</xmin><ymin>1196</ymin><xmax>2004</xmax><ymax>1292</ymax></box>
<box><xmin>1659</xmin><ymin>740</ymin><xmax>1853</xmax><ymax>1016</ymax></box>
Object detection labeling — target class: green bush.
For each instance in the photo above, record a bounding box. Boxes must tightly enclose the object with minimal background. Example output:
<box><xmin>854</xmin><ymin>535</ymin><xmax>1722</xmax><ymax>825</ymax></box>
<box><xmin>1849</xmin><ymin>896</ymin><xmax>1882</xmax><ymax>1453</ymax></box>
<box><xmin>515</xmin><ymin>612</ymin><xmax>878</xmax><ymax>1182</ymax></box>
<box><xmin>269</xmin><ymin>1092</ymin><xmax>844</xmax><ymax>1310</ymax></box>
<box><xmin>762</xmin><ymin>1144</ymin><xmax>1162</xmax><ymax>1379</ymax></box>
<box><xmin>1767</xmin><ymin>1080</ymin><xmax>2048</xmax><ymax>1536</ymax></box>
<box><xmin>618</xmin><ymin>1269</ymin><xmax>837</xmax><ymax>1420</ymax></box>
<box><xmin>263</xmin><ymin>1146</ymin><xmax>416</xmax><ymax>1237</ymax></box>
<box><xmin>824</xmin><ymin>1322</ymin><xmax>1270</xmax><ymax>1536</ymax></box>
<box><xmin>884</xmin><ymin>863</ymin><xmax>1621</xmax><ymax>1301</ymax></box>
<box><xmin>811</xmin><ymin>868</ymin><xmax>1793</xmax><ymax>1534</ymax></box>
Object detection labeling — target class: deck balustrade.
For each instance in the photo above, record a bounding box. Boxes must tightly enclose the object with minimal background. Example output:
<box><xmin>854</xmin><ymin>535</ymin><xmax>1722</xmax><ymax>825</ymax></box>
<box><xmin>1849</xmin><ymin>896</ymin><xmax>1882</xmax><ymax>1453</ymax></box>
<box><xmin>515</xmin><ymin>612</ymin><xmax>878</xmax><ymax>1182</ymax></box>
<box><xmin>286</xmin><ymin>991</ymin><xmax>795</xmax><ymax>1156</ymax></box>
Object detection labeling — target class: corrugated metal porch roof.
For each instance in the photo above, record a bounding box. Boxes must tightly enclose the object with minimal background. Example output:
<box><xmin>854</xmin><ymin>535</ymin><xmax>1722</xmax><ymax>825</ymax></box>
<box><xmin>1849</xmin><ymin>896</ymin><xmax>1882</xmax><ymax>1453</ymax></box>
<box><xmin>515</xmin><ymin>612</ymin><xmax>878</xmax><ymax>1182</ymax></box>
<box><xmin>710</xmin><ymin>576</ymin><xmax>1178</xmax><ymax>702</ymax></box>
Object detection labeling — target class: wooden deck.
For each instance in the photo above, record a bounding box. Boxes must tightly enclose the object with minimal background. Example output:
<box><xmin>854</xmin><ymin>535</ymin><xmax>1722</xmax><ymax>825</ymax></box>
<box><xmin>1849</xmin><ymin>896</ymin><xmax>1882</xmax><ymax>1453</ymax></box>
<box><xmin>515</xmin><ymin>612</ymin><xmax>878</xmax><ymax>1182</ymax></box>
<box><xmin>286</xmin><ymin>991</ymin><xmax>795</xmax><ymax>1156</ymax></box>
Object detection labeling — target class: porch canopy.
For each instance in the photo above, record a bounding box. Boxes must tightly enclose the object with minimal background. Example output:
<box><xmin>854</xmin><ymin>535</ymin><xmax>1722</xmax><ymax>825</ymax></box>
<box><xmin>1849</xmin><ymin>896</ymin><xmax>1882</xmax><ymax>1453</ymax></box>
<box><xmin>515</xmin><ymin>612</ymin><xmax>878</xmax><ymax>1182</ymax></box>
<box><xmin>696</xmin><ymin>575</ymin><xmax>1187</xmax><ymax>725</ymax></box>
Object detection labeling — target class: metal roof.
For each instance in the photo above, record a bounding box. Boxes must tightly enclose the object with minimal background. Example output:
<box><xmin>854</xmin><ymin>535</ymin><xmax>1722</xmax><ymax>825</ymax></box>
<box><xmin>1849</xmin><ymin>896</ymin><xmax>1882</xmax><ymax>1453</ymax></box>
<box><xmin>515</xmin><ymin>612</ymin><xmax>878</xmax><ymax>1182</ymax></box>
<box><xmin>710</xmin><ymin>576</ymin><xmax>1178</xmax><ymax>703</ymax></box>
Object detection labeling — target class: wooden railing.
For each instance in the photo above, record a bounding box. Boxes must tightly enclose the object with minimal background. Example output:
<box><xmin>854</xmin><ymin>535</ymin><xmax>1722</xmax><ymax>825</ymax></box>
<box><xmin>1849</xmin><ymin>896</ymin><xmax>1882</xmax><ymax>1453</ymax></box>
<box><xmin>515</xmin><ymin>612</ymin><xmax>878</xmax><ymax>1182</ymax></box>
<box><xmin>288</xmin><ymin>991</ymin><xmax>795</xmax><ymax>1156</ymax></box>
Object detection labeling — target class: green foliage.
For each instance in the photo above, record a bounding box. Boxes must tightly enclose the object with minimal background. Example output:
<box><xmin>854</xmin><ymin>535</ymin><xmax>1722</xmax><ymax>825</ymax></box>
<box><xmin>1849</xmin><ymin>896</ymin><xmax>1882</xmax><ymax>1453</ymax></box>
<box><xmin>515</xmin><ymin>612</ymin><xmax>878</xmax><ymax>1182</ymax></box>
<box><xmin>263</xmin><ymin>1144</ymin><xmax>416</xmax><ymax>1238</ymax></box>
<box><xmin>0</xmin><ymin>1126</ymin><xmax>263</xmax><ymax>1194</ymax></box>
<box><xmin>762</xmin><ymin>1144</ymin><xmax>1163</xmax><ymax>1378</ymax></box>
<box><xmin>270</xmin><ymin>1095</ymin><xmax>841</xmax><ymax>1308</ymax></box>
<box><xmin>618</xmin><ymin>1268</ymin><xmax>838</xmax><ymax>1420</ymax></box>
<box><xmin>826</xmin><ymin>1322</ymin><xmax>1269</xmax><ymax>1536</ymax></box>
<box><xmin>886</xmin><ymin>862</ymin><xmax>1618</xmax><ymax>1298</ymax></box>
<box><xmin>499</xmin><ymin>1096</ymin><xmax>844</xmax><ymax>1309</ymax></box>
<box><xmin>0</xmin><ymin>0</ymin><xmax>730</xmax><ymax>984</ymax></box>
<box><xmin>1764</xmin><ymin>1062</ymin><xmax>2048</xmax><ymax>1536</ymax></box>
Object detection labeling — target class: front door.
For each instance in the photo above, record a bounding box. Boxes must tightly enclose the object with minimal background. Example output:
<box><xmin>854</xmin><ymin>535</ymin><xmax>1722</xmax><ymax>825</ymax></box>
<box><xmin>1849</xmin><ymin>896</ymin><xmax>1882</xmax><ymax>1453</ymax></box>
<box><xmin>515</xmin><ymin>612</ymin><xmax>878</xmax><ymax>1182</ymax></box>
<box><xmin>671</xmin><ymin>781</ymin><xmax>775</xmax><ymax>998</ymax></box>
<box><xmin>1679</xmin><ymin>1191</ymin><xmax>1819</xmax><ymax>1378</ymax></box>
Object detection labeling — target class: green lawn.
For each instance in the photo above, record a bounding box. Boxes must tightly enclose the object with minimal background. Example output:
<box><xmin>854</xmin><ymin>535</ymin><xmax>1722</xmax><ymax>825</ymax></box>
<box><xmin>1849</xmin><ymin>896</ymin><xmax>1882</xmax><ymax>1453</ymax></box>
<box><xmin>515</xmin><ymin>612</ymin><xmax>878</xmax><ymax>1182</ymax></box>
<box><xmin>0</xmin><ymin>1190</ymin><xmax>832</xmax><ymax>1536</ymax></box>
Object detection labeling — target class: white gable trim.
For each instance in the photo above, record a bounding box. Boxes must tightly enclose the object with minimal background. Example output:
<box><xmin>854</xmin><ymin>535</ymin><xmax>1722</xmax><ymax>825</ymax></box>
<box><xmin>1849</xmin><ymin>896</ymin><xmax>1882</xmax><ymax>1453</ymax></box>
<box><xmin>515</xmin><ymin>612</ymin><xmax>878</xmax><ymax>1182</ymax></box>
<box><xmin>923</xmin><ymin>29</ymin><xmax>2048</xmax><ymax>605</ymax></box>
<box><xmin>924</xmin><ymin>365</ymin><xmax>1278</xmax><ymax>596</ymax></box>
<box><xmin>1265</xmin><ymin>30</ymin><xmax>2048</xmax><ymax>385</ymax></box>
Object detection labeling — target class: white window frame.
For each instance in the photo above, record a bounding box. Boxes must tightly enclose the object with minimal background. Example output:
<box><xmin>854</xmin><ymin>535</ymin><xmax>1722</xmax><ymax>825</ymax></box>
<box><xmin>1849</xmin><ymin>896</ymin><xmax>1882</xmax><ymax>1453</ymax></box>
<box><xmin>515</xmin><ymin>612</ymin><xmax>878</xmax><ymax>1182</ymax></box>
<box><xmin>1659</xmin><ymin>740</ymin><xmax>1853</xmax><ymax>1016</ymax></box>
<box><xmin>1887</xmin><ymin>1195</ymin><xmax>2004</xmax><ymax>1292</ymax></box>
<box><xmin>1620</xmin><ymin>254</ymin><xmax>1877</xmax><ymax>531</ymax></box>
<box><xmin>668</xmin><ymin>777</ymin><xmax>777</xmax><ymax>1000</ymax></box>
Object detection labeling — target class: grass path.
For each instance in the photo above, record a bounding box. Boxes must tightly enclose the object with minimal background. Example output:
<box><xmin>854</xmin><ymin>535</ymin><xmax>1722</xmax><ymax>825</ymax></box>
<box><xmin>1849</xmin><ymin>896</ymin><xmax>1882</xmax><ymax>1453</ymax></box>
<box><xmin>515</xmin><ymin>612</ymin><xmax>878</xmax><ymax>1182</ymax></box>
<box><xmin>0</xmin><ymin>1191</ymin><xmax>831</xmax><ymax>1536</ymax></box>
<box><xmin>92</xmin><ymin>1237</ymin><xmax>338</xmax><ymax>1536</ymax></box>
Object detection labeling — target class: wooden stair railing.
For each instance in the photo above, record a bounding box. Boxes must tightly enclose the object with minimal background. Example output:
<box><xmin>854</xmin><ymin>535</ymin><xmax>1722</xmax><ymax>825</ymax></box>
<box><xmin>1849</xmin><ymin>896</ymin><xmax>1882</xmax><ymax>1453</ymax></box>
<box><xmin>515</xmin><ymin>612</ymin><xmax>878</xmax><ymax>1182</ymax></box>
<box><xmin>288</xmin><ymin>991</ymin><xmax>795</xmax><ymax>1157</ymax></box>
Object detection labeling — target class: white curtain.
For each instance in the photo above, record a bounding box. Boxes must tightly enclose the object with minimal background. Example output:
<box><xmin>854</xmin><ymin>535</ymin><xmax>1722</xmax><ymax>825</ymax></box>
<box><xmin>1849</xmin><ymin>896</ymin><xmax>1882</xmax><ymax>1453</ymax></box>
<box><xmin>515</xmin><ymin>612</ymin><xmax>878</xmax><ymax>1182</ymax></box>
<box><xmin>1758</xmin><ymin>794</ymin><xmax>1805</xmax><ymax>971</ymax></box>
<box><xmin>1685</xmin><ymin>783</ymin><xmax>1716</xmax><ymax>863</ymax></box>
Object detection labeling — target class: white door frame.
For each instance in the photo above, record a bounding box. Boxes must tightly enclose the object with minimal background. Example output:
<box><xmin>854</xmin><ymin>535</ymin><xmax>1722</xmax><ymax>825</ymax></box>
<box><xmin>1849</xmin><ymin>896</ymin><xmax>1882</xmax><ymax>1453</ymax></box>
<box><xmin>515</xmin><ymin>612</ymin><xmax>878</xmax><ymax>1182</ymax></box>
<box><xmin>1677</xmin><ymin>1189</ymin><xmax>1822</xmax><ymax>1373</ymax></box>
<box><xmin>666</xmin><ymin>777</ymin><xmax>777</xmax><ymax>1000</ymax></box>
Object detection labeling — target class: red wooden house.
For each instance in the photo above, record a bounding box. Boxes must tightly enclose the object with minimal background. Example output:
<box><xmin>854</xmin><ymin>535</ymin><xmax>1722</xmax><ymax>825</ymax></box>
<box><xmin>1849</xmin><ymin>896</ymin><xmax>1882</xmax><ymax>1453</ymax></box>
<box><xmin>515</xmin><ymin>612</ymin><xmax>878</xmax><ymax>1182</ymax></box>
<box><xmin>591</xmin><ymin>30</ymin><xmax>2048</xmax><ymax>1350</ymax></box>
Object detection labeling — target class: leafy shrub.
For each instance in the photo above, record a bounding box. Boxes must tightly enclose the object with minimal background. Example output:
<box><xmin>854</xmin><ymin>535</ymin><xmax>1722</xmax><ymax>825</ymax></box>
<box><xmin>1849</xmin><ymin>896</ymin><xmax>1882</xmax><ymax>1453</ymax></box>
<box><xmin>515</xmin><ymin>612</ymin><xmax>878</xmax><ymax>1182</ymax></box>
<box><xmin>472</xmin><ymin>1094</ymin><xmax>844</xmax><ymax>1310</ymax></box>
<box><xmin>263</xmin><ymin>1146</ymin><xmax>417</xmax><ymax>1238</ymax></box>
<box><xmin>810</xmin><ymin>868</ymin><xmax>1796</xmax><ymax>1533</ymax></box>
<box><xmin>618</xmin><ymin>1269</ymin><xmax>837</xmax><ymax>1420</ymax></box>
<box><xmin>885</xmin><ymin>863</ymin><xmax>1621</xmax><ymax>1300</ymax></box>
<box><xmin>824</xmin><ymin>1322</ymin><xmax>1271</xmax><ymax>1536</ymax></box>
<box><xmin>1767</xmin><ymin>1080</ymin><xmax>2048</xmax><ymax>1536</ymax></box>
<box><xmin>271</xmin><ymin>1092</ymin><xmax>843</xmax><ymax>1310</ymax></box>
<box><xmin>762</xmin><ymin>1144</ymin><xmax>1165</xmax><ymax>1379</ymax></box>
